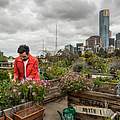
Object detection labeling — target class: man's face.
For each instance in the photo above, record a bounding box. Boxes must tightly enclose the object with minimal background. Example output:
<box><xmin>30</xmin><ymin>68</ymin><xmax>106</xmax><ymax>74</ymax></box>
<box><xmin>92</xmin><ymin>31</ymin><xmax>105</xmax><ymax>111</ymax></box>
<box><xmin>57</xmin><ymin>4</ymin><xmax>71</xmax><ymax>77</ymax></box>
<box><xmin>19</xmin><ymin>52</ymin><xmax>28</xmax><ymax>61</ymax></box>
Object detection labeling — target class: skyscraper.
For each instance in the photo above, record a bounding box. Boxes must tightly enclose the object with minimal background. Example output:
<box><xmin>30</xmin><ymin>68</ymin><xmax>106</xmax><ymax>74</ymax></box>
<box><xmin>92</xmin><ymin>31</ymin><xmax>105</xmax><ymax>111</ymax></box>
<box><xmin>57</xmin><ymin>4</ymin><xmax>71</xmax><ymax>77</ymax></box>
<box><xmin>116</xmin><ymin>33</ymin><xmax>120</xmax><ymax>49</ymax></box>
<box><xmin>99</xmin><ymin>9</ymin><xmax>110</xmax><ymax>49</ymax></box>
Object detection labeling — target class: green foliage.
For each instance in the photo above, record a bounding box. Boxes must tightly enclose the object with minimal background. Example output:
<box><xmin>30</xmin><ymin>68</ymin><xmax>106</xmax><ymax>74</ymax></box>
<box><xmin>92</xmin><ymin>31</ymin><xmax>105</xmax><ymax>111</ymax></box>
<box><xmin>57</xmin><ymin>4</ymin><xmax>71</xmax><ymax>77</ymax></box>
<box><xmin>9</xmin><ymin>69</ymin><xmax>14</xmax><ymax>79</ymax></box>
<box><xmin>104</xmin><ymin>118</ymin><xmax>111</xmax><ymax>120</ymax></box>
<box><xmin>85</xmin><ymin>54</ymin><xmax>109</xmax><ymax>73</ymax></box>
<box><xmin>18</xmin><ymin>80</ymin><xmax>45</xmax><ymax>103</ymax></box>
<box><xmin>114</xmin><ymin>49</ymin><xmax>120</xmax><ymax>57</ymax></box>
<box><xmin>49</xmin><ymin>66</ymin><xmax>67</xmax><ymax>78</ymax></box>
<box><xmin>116</xmin><ymin>70</ymin><xmax>120</xmax><ymax>80</ymax></box>
<box><xmin>60</xmin><ymin>74</ymin><xmax>86</xmax><ymax>95</ymax></box>
<box><xmin>31</xmin><ymin>82</ymin><xmax>45</xmax><ymax>103</ymax></box>
<box><xmin>81</xmin><ymin>68</ymin><xmax>91</xmax><ymax>79</ymax></box>
<box><xmin>44</xmin><ymin>60</ymin><xmax>70</xmax><ymax>79</ymax></box>
<box><xmin>84</xmin><ymin>50</ymin><xmax>93</xmax><ymax>58</ymax></box>
<box><xmin>97</xmin><ymin>47</ymin><xmax>107</xmax><ymax>58</ymax></box>
<box><xmin>61</xmin><ymin>79</ymin><xmax>85</xmax><ymax>94</ymax></box>
<box><xmin>0</xmin><ymin>80</ymin><xmax>46</xmax><ymax>110</ymax></box>
<box><xmin>93</xmin><ymin>77</ymin><xmax>103</xmax><ymax>87</ymax></box>
<box><xmin>0</xmin><ymin>79</ymin><xmax>13</xmax><ymax>109</ymax></box>
<box><xmin>0</xmin><ymin>70</ymin><xmax>9</xmax><ymax>80</ymax></box>
<box><xmin>73</xmin><ymin>64</ymin><xmax>83</xmax><ymax>72</ymax></box>
<box><xmin>93</xmin><ymin>77</ymin><xmax>111</xmax><ymax>88</ymax></box>
<box><xmin>56</xmin><ymin>60</ymin><xmax>72</xmax><ymax>68</ymax></box>
<box><xmin>0</xmin><ymin>55</ymin><xmax>7</xmax><ymax>62</ymax></box>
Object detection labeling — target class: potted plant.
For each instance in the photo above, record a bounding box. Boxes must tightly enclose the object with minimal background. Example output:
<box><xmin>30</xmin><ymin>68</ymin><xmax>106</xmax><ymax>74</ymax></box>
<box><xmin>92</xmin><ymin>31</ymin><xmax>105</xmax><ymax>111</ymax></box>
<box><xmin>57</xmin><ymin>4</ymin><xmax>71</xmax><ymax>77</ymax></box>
<box><xmin>2</xmin><ymin>80</ymin><xmax>46</xmax><ymax>120</ymax></box>
<box><xmin>12</xmin><ymin>80</ymin><xmax>45</xmax><ymax>120</ymax></box>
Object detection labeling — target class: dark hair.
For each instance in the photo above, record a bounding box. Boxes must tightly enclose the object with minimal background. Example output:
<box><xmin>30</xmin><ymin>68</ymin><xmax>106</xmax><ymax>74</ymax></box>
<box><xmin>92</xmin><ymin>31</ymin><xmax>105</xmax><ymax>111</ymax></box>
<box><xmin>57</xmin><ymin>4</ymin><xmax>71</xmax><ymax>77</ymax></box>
<box><xmin>17</xmin><ymin>45</ymin><xmax>30</xmax><ymax>55</ymax></box>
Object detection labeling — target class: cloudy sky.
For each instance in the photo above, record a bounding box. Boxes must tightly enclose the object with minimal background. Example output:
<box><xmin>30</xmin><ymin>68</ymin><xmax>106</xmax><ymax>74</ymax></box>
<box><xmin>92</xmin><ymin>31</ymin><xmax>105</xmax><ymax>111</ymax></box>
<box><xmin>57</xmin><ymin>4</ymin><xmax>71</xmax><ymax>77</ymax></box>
<box><xmin>0</xmin><ymin>0</ymin><xmax>119</xmax><ymax>56</ymax></box>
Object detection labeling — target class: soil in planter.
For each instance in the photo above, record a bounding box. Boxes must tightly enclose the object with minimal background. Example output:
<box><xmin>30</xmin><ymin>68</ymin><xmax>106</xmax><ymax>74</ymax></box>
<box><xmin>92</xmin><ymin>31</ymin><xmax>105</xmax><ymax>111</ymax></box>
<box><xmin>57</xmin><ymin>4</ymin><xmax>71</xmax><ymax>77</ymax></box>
<box><xmin>17</xmin><ymin>105</ymin><xmax>41</xmax><ymax>117</ymax></box>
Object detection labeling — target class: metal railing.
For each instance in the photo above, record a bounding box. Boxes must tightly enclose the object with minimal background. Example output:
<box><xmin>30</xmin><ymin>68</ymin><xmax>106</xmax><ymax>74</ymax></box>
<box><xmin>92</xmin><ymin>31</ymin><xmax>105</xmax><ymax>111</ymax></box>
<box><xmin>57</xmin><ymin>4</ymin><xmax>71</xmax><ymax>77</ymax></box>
<box><xmin>0</xmin><ymin>62</ymin><xmax>13</xmax><ymax>69</ymax></box>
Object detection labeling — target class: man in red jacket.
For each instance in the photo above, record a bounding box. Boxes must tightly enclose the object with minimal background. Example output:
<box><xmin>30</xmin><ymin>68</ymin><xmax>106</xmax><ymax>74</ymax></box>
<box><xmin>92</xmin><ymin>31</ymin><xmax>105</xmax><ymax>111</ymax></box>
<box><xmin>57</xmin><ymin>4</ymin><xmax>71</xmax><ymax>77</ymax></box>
<box><xmin>14</xmin><ymin>45</ymin><xmax>40</xmax><ymax>82</ymax></box>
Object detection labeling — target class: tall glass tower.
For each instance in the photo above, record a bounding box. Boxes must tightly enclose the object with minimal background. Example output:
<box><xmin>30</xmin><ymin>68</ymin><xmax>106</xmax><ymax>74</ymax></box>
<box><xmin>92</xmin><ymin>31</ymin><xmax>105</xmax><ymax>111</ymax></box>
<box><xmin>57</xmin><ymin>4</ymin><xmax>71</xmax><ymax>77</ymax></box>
<box><xmin>99</xmin><ymin>9</ymin><xmax>110</xmax><ymax>49</ymax></box>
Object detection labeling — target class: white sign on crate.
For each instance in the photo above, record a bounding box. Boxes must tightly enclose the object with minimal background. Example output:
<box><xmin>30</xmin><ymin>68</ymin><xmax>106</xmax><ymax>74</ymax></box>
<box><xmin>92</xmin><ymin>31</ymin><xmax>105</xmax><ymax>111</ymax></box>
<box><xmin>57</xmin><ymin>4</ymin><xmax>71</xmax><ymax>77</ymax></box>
<box><xmin>72</xmin><ymin>104</ymin><xmax>114</xmax><ymax>117</ymax></box>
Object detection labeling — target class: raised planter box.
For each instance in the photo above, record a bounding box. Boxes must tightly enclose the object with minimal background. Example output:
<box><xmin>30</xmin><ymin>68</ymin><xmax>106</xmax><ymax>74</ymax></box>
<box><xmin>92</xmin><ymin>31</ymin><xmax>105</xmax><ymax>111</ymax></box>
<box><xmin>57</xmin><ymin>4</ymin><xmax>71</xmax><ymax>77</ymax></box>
<box><xmin>0</xmin><ymin>116</ymin><xmax>13</xmax><ymax>120</ymax></box>
<box><xmin>3</xmin><ymin>102</ymin><xmax>44</xmax><ymax>120</ymax></box>
<box><xmin>5</xmin><ymin>116</ymin><xmax>13</xmax><ymax>120</ymax></box>
<box><xmin>13</xmin><ymin>104</ymin><xmax>44</xmax><ymax>120</ymax></box>
<box><xmin>3</xmin><ymin>102</ymin><xmax>33</xmax><ymax>120</ymax></box>
<box><xmin>68</xmin><ymin>91</ymin><xmax>120</xmax><ymax>120</ymax></box>
<box><xmin>44</xmin><ymin>79</ymin><xmax>62</xmax><ymax>103</ymax></box>
<box><xmin>93</xmin><ymin>82</ymin><xmax>117</xmax><ymax>94</ymax></box>
<box><xmin>0</xmin><ymin>117</ymin><xmax>4</xmax><ymax>120</ymax></box>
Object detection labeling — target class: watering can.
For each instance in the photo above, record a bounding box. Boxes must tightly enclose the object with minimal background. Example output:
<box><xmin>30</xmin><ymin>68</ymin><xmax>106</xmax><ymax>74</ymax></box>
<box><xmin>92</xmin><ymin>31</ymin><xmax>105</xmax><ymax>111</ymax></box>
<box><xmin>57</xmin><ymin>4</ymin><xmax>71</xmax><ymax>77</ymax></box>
<box><xmin>57</xmin><ymin>106</ymin><xmax>76</xmax><ymax>120</ymax></box>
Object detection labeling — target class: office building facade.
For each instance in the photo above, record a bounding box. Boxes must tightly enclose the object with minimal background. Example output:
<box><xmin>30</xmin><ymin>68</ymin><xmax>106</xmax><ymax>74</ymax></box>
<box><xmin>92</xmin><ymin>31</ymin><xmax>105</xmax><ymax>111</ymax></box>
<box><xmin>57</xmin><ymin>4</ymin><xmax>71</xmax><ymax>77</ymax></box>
<box><xmin>86</xmin><ymin>36</ymin><xmax>102</xmax><ymax>53</ymax></box>
<box><xmin>65</xmin><ymin>44</ymin><xmax>74</xmax><ymax>53</ymax></box>
<box><xmin>76</xmin><ymin>43</ymin><xmax>84</xmax><ymax>54</ymax></box>
<box><xmin>116</xmin><ymin>33</ymin><xmax>120</xmax><ymax>49</ymax></box>
<box><xmin>109</xmin><ymin>38</ymin><xmax>115</xmax><ymax>47</ymax></box>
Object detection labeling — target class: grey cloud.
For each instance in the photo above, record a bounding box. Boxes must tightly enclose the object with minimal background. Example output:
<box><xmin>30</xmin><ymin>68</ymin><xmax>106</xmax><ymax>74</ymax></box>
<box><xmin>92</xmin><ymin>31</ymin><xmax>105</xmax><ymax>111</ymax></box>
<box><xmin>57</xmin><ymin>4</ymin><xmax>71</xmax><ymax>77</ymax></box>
<box><xmin>113</xmin><ymin>0</ymin><xmax>120</xmax><ymax>7</ymax></box>
<box><xmin>0</xmin><ymin>0</ymin><xmax>9</xmax><ymax>8</ymax></box>
<box><xmin>34</xmin><ymin>0</ymin><xmax>46</xmax><ymax>6</ymax></box>
<box><xmin>0</xmin><ymin>11</ymin><xmax>41</xmax><ymax>34</ymax></box>
<box><xmin>37</xmin><ymin>0</ymin><xmax>97</xmax><ymax>21</ymax></box>
<box><xmin>101</xmin><ymin>0</ymin><xmax>112</xmax><ymax>9</ymax></box>
<box><xmin>2</xmin><ymin>0</ymin><xmax>120</xmax><ymax>56</ymax></box>
<box><xmin>0</xmin><ymin>15</ymin><xmax>24</xmax><ymax>34</ymax></box>
<box><xmin>0</xmin><ymin>0</ymin><xmax>42</xmax><ymax>34</ymax></box>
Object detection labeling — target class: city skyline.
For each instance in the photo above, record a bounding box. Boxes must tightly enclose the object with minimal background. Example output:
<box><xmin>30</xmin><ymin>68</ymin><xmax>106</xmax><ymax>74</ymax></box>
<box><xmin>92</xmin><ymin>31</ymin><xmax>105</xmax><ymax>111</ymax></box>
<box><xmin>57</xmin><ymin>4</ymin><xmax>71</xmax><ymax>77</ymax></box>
<box><xmin>0</xmin><ymin>0</ymin><xmax>120</xmax><ymax>56</ymax></box>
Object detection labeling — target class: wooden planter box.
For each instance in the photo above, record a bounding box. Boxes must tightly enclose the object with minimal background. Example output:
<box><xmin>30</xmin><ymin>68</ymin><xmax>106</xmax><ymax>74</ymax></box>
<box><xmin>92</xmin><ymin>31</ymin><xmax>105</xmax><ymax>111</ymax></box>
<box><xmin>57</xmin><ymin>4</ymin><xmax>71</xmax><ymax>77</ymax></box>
<box><xmin>94</xmin><ymin>87</ymin><xmax>115</xmax><ymax>94</ymax></box>
<box><xmin>93</xmin><ymin>82</ymin><xmax>117</xmax><ymax>94</ymax></box>
<box><xmin>3</xmin><ymin>102</ymin><xmax>40</xmax><ymax>120</ymax></box>
<box><xmin>44</xmin><ymin>79</ymin><xmax>62</xmax><ymax>103</ymax></box>
<box><xmin>0</xmin><ymin>112</ymin><xmax>13</xmax><ymax>120</ymax></box>
<box><xmin>13</xmin><ymin>104</ymin><xmax>44</xmax><ymax>120</ymax></box>
<box><xmin>0</xmin><ymin>116</ymin><xmax>13</xmax><ymax>120</ymax></box>
<box><xmin>0</xmin><ymin>117</ymin><xmax>4</xmax><ymax>120</ymax></box>
<box><xmin>68</xmin><ymin>91</ymin><xmax>120</xmax><ymax>120</ymax></box>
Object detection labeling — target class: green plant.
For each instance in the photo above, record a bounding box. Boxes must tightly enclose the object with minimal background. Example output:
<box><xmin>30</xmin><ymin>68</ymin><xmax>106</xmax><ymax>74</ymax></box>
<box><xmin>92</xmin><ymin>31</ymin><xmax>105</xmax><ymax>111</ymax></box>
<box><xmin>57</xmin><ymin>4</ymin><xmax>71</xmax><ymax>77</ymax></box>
<box><xmin>73</xmin><ymin>64</ymin><xmax>83</xmax><ymax>72</ymax></box>
<box><xmin>31</xmin><ymin>82</ymin><xmax>45</xmax><ymax>103</ymax></box>
<box><xmin>60</xmin><ymin>74</ymin><xmax>86</xmax><ymax>94</ymax></box>
<box><xmin>0</xmin><ymin>79</ymin><xmax>12</xmax><ymax>110</ymax></box>
<box><xmin>93</xmin><ymin>77</ymin><xmax>103</xmax><ymax>88</ymax></box>
<box><xmin>18</xmin><ymin>80</ymin><xmax>46</xmax><ymax>103</ymax></box>
<box><xmin>0</xmin><ymin>70</ymin><xmax>9</xmax><ymax>80</ymax></box>
<box><xmin>46</xmin><ymin>65</ymin><xmax>67</xmax><ymax>79</ymax></box>
<box><xmin>0</xmin><ymin>79</ymin><xmax>46</xmax><ymax>110</ymax></box>
<box><xmin>104</xmin><ymin>118</ymin><xmax>111</xmax><ymax>120</ymax></box>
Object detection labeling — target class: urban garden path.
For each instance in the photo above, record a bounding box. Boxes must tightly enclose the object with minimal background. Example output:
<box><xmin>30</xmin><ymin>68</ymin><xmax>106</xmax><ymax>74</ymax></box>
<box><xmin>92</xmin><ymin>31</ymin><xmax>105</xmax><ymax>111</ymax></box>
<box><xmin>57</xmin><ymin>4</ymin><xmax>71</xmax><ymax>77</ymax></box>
<box><xmin>44</xmin><ymin>97</ymin><xmax>67</xmax><ymax>120</ymax></box>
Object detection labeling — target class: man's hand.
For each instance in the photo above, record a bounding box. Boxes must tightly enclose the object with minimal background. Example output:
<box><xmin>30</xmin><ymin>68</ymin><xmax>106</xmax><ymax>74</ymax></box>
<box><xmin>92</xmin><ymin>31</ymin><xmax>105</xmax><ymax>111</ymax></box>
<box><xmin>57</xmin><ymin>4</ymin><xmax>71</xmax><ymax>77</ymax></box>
<box><xmin>11</xmin><ymin>79</ymin><xmax>16</xmax><ymax>83</ymax></box>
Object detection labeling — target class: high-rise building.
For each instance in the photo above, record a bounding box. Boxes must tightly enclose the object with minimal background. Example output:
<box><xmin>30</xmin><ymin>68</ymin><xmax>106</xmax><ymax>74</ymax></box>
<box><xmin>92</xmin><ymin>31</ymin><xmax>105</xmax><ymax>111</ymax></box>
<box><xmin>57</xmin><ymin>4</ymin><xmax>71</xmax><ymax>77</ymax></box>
<box><xmin>116</xmin><ymin>33</ymin><xmax>120</xmax><ymax>49</ymax></box>
<box><xmin>109</xmin><ymin>30</ymin><xmax>112</xmax><ymax>38</ymax></box>
<box><xmin>65</xmin><ymin>44</ymin><xmax>74</xmax><ymax>53</ymax></box>
<box><xmin>99</xmin><ymin>9</ymin><xmax>110</xmax><ymax>49</ymax></box>
<box><xmin>109</xmin><ymin>38</ymin><xmax>115</xmax><ymax>47</ymax></box>
<box><xmin>86</xmin><ymin>36</ymin><xmax>102</xmax><ymax>53</ymax></box>
<box><xmin>76</xmin><ymin>43</ymin><xmax>84</xmax><ymax>54</ymax></box>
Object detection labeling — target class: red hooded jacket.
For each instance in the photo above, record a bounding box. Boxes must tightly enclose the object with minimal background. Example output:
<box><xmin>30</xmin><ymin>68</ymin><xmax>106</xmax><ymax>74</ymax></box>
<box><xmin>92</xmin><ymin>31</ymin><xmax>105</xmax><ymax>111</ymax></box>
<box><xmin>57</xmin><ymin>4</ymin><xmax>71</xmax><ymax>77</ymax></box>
<box><xmin>14</xmin><ymin>54</ymin><xmax>40</xmax><ymax>81</ymax></box>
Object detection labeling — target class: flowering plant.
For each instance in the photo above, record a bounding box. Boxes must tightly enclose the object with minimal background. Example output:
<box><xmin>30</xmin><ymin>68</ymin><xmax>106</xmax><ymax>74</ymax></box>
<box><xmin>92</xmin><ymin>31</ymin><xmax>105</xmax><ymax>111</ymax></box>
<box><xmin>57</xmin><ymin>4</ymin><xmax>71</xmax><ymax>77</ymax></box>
<box><xmin>60</xmin><ymin>72</ymin><xmax>86</xmax><ymax>94</ymax></box>
<box><xmin>8</xmin><ymin>80</ymin><xmax>47</xmax><ymax>105</ymax></box>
